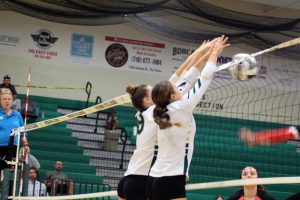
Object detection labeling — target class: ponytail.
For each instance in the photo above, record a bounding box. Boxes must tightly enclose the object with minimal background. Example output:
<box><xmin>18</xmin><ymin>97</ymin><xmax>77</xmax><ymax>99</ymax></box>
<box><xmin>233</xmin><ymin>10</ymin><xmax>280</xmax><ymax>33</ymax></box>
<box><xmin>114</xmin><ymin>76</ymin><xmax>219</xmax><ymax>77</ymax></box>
<box><xmin>153</xmin><ymin>106</ymin><xmax>172</xmax><ymax>129</ymax></box>
<box><xmin>126</xmin><ymin>84</ymin><xmax>148</xmax><ymax>112</ymax></box>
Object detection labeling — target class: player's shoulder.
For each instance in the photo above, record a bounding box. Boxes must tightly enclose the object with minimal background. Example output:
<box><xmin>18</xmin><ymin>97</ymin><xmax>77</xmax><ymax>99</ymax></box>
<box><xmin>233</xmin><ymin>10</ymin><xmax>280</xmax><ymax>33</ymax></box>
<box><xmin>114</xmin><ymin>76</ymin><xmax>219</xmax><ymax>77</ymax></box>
<box><xmin>257</xmin><ymin>188</ymin><xmax>276</xmax><ymax>200</ymax></box>
<box><xmin>141</xmin><ymin>105</ymin><xmax>155</xmax><ymax>121</ymax></box>
<box><xmin>228</xmin><ymin>189</ymin><xmax>243</xmax><ymax>200</ymax></box>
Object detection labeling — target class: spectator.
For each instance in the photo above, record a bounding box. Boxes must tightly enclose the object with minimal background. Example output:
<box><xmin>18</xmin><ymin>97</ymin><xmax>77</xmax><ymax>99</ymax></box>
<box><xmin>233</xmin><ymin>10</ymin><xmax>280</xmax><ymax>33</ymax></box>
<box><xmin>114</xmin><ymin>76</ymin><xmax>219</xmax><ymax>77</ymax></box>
<box><xmin>228</xmin><ymin>166</ymin><xmax>276</xmax><ymax>200</ymax></box>
<box><xmin>28</xmin><ymin>167</ymin><xmax>47</xmax><ymax>197</ymax></box>
<box><xmin>0</xmin><ymin>88</ymin><xmax>29</xmax><ymax>173</ymax></box>
<box><xmin>0</xmin><ymin>75</ymin><xmax>21</xmax><ymax>111</ymax></box>
<box><xmin>106</xmin><ymin>108</ymin><xmax>119</xmax><ymax>130</ymax></box>
<box><xmin>27</xmin><ymin>154</ymin><xmax>40</xmax><ymax>171</ymax></box>
<box><xmin>286</xmin><ymin>192</ymin><xmax>300</xmax><ymax>200</ymax></box>
<box><xmin>44</xmin><ymin>160</ymin><xmax>74</xmax><ymax>196</ymax></box>
<box><xmin>216</xmin><ymin>195</ymin><xmax>224</xmax><ymax>200</ymax></box>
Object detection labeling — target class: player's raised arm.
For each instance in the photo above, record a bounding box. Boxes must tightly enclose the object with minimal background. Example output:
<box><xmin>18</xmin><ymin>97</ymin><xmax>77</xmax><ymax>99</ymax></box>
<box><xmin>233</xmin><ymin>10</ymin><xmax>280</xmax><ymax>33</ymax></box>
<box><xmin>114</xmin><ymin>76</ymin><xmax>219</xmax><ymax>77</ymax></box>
<box><xmin>239</xmin><ymin>126</ymin><xmax>299</xmax><ymax>146</ymax></box>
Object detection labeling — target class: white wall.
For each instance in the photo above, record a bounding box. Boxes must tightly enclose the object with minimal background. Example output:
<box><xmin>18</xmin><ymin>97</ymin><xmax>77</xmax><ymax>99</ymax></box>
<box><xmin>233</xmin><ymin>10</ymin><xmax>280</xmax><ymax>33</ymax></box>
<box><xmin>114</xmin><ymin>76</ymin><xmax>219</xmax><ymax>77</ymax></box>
<box><xmin>0</xmin><ymin>11</ymin><xmax>172</xmax><ymax>101</ymax></box>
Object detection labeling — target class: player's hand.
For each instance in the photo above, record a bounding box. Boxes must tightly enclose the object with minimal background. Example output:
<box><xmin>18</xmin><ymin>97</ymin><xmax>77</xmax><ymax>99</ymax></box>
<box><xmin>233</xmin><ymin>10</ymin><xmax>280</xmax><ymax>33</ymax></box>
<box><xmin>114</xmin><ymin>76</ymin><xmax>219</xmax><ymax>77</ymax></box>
<box><xmin>211</xmin><ymin>35</ymin><xmax>230</xmax><ymax>56</ymax></box>
<box><xmin>239</xmin><ymin>128</ymin><xmax>255</xmax><ymax>146</ymax></box>
<box><xmin>24</xmin><ymin>146</ymin><xmax>30</xmax><ymax>154</ymax></box>
<box><xmin>193</xmin><ymin>39</ymin><xmax>218</xmax><ymax>57</ymax></box>
<box><xmin>194</xmin><ymin>46</ymin><xmax>214</xmax><ymax>68</ymax></box>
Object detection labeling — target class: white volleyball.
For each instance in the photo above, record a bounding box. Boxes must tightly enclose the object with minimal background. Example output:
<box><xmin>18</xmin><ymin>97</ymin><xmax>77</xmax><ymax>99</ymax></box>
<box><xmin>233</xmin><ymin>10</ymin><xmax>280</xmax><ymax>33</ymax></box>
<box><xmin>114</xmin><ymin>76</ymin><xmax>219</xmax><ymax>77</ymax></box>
<box><xmin>228</xmin><ymin>53</ymin><xmax>259</xmax><ymax>80</ymax></box>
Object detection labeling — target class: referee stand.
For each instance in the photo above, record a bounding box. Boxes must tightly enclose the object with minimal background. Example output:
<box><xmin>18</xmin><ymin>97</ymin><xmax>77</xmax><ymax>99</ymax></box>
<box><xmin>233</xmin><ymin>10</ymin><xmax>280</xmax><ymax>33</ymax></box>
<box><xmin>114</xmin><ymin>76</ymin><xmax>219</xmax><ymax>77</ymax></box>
<box><xmin>0</xmin><ymin>164</ymin><xmax>29</xmax><ymax>200</ymax></box>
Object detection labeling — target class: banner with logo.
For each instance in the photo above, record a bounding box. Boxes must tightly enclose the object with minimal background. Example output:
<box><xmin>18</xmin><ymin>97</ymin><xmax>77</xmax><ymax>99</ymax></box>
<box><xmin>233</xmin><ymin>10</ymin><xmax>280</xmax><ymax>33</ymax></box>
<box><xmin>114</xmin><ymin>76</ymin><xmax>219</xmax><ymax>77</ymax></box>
<box><xmin>0</xmin><ymin>34</ymin><xmax>20</xmax><ymax>47</ymax></box>
<box><xmin>104</xmin><ymin>36</ymin><xmax>166</xmax><ymax>74</ymax></box>
<box><xmin>28</xmin><ymin>29</ymin><xmax>59</xmax><ymax>60</ymax></box>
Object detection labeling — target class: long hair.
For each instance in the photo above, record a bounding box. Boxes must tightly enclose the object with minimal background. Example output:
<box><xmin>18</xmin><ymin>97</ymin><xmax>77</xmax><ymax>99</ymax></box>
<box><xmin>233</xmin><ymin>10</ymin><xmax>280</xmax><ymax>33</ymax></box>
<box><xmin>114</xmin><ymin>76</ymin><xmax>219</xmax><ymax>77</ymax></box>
<box><xmin>151</xmin><ymin>81</ymin><xmax>174</xmax><ymax>129</ymax></box>
<box><xmin>241</xmin><ymin>166</ymin><xmax>264</xmax><ymax>190</ymax></box>
<box><xmin>126</xmin><ymin>84</ymin><xmax>149</xmax><ymax>112</ymax></box>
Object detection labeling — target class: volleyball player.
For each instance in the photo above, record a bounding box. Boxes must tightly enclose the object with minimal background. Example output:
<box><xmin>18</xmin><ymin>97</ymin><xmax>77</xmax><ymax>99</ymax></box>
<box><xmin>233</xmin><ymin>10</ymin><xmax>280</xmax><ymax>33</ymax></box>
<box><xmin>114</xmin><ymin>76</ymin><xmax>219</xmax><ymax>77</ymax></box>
<box><xmin>148</xmin><ymin>36</ymin><xmax>229</xmax><ymax>200</ymax></box>
<box><xmin>117</xmin><ymin>39</ymin><xmax>217</xmax><ymax>200</ymax></box>
<box><xmin>239</xmin><ymin>126</ymin><xmax>299</xmax><ymax>146</ymax></box>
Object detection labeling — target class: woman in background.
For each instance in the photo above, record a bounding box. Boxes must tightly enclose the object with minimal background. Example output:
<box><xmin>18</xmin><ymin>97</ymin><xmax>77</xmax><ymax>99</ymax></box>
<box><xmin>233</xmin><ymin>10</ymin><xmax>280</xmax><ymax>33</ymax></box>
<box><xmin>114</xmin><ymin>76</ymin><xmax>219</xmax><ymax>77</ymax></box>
<box><xmin>0</xmin><ymin>88</ymin><xmax>29</xmax><ymax>173</ymax></box>
<box><xmin>228</xmin><ymin>166</ymin><xmax>276</xmax><ymax>200</ymax></box>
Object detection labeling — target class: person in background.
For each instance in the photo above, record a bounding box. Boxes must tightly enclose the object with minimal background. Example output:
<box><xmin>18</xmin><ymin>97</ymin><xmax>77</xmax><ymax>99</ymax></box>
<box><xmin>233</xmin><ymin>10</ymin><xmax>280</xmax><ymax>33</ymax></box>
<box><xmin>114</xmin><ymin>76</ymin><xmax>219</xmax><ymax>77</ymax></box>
<box><xmin>216</xmin><ymin>195</ymin><xmax>224</xmax><ymax>200</ymax></box>
<box><xmin>27</xmin><ymin>154</ymin><xmax>41</xmax><ymax>171</ymax></box>
<box><xmin>44</xmin><ymin>160</ymin><xmax>74</xmax><ymax>196</ymax></box>
<box><xmin>227</xmin><ymin>166</ymin><xmax>276</xmax><ymax>200</ymax></box>
<box><xmin>28</xmin><ymin>167</ymin><xmax>47</xmax><ymax>197</ymax></box>
<box><xmin>0</xmin><ymin>75</ymin><xmax>21</xmax><ymax>112</ymax></box>
<box><xmin>0</xmin><ymin>88</ymin><xmax>29</xmax><ymax>173</ymax></box>
<box><xmin>106</xmin><ymin>108</ymin><xmax>119</xmax><ymax>130</ymax></box>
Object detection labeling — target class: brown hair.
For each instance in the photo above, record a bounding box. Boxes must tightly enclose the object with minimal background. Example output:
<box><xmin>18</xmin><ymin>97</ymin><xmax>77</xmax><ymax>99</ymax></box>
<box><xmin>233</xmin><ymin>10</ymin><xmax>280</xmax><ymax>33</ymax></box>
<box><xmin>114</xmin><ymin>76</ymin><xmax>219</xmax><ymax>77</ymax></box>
<box><xmin>126</xmin><ymin>84</ymin><xmax>149</xmax><ymax>112</ymax></box>
<box><xmin>152</xmin><ymin>81</ymin><xmax>175</xmax><ymax>129</ymax></box>
<box><xmin>241</xmin><ymin>166</ymin><xmax>263</xmax><ymax>189</ymax></box>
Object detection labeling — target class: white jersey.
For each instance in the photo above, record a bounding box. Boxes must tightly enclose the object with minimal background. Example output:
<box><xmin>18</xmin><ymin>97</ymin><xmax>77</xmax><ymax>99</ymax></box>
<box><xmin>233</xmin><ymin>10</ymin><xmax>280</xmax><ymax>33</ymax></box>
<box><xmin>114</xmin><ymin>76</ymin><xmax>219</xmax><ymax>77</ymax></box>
<box><xmin>125</xmin><ymin>105</ymin><xmax>158</xmax><ymax>176</ymax></box>
<box><xmin>149</xmin><ymin>62</ymin><xmax>217</xmax><ymax>178</ymax></box>
<box><xmin>124</xmin><ymin>67</ymin><xmax>200</xmax><ymax>176</ymax></box>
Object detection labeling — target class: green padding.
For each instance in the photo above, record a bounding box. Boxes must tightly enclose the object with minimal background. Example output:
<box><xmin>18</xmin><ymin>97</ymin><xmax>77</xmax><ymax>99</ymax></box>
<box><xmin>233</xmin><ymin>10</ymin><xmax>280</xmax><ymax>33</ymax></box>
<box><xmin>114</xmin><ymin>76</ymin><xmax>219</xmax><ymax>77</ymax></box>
<box><xmin>28</xmin><ymin>134</ymin><xmax>78</xmax><ymax>145</ymax></box>
<box><xmin>194</xmin><ymin>136</ymin><xmax>295</xmax><ymax>152</ymax></box>
<box><xmin>31</xmin><ymin>150</ymin><xmax>90</xmax><ymax>164</ymax></box>
<box><xmin>124</xmin><ymin>127</ymin><xmax>136</xmax><ymax>144</ymax></box>
<box><xmin>191</xmin><ymin>157</ymin><xmax>300</xmax><ymax>178</ymax></box>
<box><xmin>119</xmin><ymin>119</ymin><xmax>136</xmax><ymax>127</ymax></box>
<box><xmin>74</xmin><ymin>183</ymin><xmax>110</xmax><ymax>194</ymax></box>
<box><xmin>37</xmin><ymin>102</ymin><xmax>58</xmax><ymax>111</ymax></box>
<box><xmin>38</xmin><ymin>170</ymin><xmax>103</xmax><ymax>184</ymax></box>
<box><xmin>193</xmin><ymin>114</ymin><xmax>285</xmax><ymax>128</ymax></box>
<box><xmin>30</xmin><ymin>126</ymin><xmax>73</xmax><ymax>136</ymax></box>
<box><xmin>193</xmin><ymin>143</ymin><xmax>300</xmax><ymax>166</ymax></box>
<box><xmin>40</xmin><ymin>111</ymin><xmax>61</xmax><ymax>117</ymax></box>
<box><xmin>114</xmin><ymin>105</ymin><xmax>136</xmax><ymax>113</ymax></box>
<box><xmin>18</xmin><ymin>94</ymin><xmax>92</xmax><ymax>109</ymax></box>
<box><xmin>189</xmin><ymin>166</ymin><xmax>292</xmax><ymax>179</ymax></box>
<box><xmin>30</xmin><ymin>142</ymin><xmax>83</xmax><ymax>154</ymax></box>
<box><xmin>39</xmin><ymin>160</ymin><xmax>95</xmax><ymax>175</ymax></box>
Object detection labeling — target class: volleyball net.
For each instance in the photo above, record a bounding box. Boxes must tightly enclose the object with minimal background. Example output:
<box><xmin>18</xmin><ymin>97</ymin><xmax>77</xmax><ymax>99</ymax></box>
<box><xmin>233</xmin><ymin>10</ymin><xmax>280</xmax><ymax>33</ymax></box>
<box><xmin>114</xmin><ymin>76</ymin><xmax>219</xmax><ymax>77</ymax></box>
<box><xmin>189</xmin><ymin>53</ymin><xmax>300</xmax><ymax>199</ymax></box>
<box><xmin>3</xmin><ymin>38</ymin><xmax>300</xmax><ymax>200</ymax></box>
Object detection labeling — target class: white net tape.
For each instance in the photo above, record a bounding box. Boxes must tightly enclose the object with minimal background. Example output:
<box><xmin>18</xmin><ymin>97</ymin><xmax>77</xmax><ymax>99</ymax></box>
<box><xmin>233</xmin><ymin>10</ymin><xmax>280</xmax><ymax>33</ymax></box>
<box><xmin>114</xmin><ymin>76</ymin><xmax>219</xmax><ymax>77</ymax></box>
<box><xmin>10</xmin><ymin>177</ymin><xmax>300</xmax><ymax>200</ymax></box>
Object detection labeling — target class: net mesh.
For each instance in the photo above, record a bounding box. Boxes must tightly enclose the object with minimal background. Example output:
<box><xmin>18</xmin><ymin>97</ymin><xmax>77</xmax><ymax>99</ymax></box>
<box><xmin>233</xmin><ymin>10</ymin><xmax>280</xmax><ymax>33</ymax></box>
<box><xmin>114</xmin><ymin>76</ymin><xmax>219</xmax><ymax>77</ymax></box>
<box><xmin>188</xmin><ymin>54</ymin><xmax>300</xmax><ymax>198</ymax></box>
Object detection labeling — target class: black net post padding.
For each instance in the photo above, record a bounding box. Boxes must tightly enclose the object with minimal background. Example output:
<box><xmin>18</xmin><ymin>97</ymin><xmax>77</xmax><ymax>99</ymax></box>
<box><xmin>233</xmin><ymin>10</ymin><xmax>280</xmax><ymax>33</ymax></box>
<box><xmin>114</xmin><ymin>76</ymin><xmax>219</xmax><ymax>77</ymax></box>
<box><xmin>118</xmin><ymin>127</ymin><xmax>128</xmax><ymax>169</ymax></box>
<box><xmin>94</xmin><ymin>96</ymin><xmax>103</xmax><ymax>134</ymax></box>
<box><xmin>21</xmin><ymin>164</ymin><xmax>29</xmax><ymax>196</ymax></box>
<box><xmin>85</xmin><ymin>82</ymin><xmax>92</xmax><ymax>109</ymax></box>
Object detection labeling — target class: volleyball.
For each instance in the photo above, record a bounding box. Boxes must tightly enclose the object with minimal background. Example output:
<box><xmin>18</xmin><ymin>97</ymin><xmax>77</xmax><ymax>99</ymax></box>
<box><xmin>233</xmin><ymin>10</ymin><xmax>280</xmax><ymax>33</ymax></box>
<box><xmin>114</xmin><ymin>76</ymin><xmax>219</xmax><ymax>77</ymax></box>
<box><xmin>228</xmin><ymin>53</ymin><xmax>259</xmax><ymax>80</ymax></box>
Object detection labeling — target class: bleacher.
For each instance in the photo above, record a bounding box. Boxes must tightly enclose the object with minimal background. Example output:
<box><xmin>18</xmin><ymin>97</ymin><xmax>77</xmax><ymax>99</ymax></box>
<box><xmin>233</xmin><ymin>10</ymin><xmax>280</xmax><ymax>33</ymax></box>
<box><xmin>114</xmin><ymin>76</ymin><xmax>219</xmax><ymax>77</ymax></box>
<box><xmin>19</xmin><ymin>94</ymin><xmax>109</xmax><ymax>195</ymax></box>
